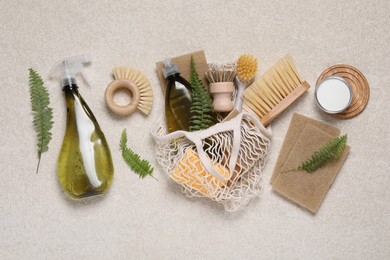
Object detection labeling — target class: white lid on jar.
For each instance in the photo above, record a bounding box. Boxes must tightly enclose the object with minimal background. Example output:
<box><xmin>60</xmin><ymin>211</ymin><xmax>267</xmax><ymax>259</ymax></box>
<box><xmin>315</xmin><ymin>76</ymin><xmax>352</xmax><ymax>114</ymax></box>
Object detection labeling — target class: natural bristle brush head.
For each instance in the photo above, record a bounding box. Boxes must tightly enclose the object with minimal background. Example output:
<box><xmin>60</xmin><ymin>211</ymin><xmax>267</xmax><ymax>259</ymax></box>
<box><xmin>108</xmin><ymin>66</ymin><xmax>154</xmax><ymax>116</ymax></box>
<box><xmin>243</xmin><ymin>54</ymin><xmax>310</xmax><ymax>126</ymax></box>
<box><xmin>236</xmin><ymin>54</ymin><xmax>258</xmax><ymax>83</ymax></box>
<box><xmin>205</xmin><ymin>63</ymin><xmax>236</xmax><ymax>83</ymax></box>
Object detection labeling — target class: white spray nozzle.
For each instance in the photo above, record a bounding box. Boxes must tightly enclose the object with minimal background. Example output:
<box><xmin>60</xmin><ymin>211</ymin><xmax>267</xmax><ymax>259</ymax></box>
<box><xmin>49</xmin><ymin>54</ymin><xmax>92</xmax><ymax>88</ymax></box>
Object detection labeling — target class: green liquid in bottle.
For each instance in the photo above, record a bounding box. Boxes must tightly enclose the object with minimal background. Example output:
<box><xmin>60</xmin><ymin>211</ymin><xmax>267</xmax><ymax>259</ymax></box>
<box><xmin>58</xmin><ymin>85</ymin><xmax>114</xmax><ymax>198</ymax></box>
<box><xmin>165</xmin><ymin>74</ymin><xmax>192</xmax><ymax>133</ymax></box>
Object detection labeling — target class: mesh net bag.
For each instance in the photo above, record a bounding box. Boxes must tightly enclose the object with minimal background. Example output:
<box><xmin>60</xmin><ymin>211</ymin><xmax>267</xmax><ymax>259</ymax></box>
<box><xmin>151</xmin><ymin>113</ymin><xmax>272</xmax><ymax>211</ymax></box>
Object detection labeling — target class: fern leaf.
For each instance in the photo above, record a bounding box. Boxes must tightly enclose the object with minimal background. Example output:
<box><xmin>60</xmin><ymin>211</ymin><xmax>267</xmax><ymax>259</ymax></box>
<box><xmin>29</xmin><ymin>68</ymin><xmax>54</xmax><ymax>174</ymax></box>
<box><xmin>120</xmin><ymin>128</ymin><xmax>127</xmax><ymax>150</ymax></box>
<box><xmin>120</xmin><ymin>129</ymin><xmax>156</xmax><ymax>180</ymax></box>
<box><xmin>188</xmin><ymin>56</ymin><xmax>216</xmax><ymax>132</ymax></box>
<box><xmin>299</xmin><ymin>134</ymin><xmax>348</xmax><ymax>173</ymax></box>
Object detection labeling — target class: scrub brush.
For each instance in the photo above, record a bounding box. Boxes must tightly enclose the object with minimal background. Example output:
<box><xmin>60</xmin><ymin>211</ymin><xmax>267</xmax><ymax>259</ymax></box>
<box><xmin>243</xmin><ymin>54</ymin><xmax>310</xmax><ymax>126</ymax></box>
<box><xmin>111</xmin><ymin>66</ymin><xmax>153</xmax><ymax>116</ymax></box>
<box><xmin>223</xmin><ymin>54</ymin><xmax>257</xmax><ymax>121</ymax></box>
<box><xmin>205</xmin><ymin>63</ymin><xmax>236</xmax><ymax>112</ymax></box>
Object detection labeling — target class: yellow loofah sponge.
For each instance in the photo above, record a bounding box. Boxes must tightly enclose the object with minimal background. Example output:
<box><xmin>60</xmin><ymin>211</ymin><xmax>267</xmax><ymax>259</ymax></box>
<box><xmin>170</xmin><ymin>148</ymin><xmax>230</xmax><ymax>197</ymax></box>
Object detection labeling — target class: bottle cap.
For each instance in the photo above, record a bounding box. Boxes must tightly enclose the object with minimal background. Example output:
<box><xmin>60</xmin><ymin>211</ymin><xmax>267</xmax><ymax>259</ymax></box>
<box><xmin>162</xmin><ymin>58</ymin><xmax>179</xmax><ymax>78</ymax></box>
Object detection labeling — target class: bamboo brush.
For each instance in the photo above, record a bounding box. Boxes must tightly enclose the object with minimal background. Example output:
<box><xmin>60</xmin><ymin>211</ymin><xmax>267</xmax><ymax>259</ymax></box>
<box><xmin>112</xmin><ymin>66</ymin><xmax>153</xmax><ymax>116</ymax></box>
<box><xmin>223</xmin><ymin>54</ymin><xmax>258</xmax><ymax>121</ymax></box>
<box><xmin>205</xmin><ymin>63</ymin><xmax>236</xmax><ymax>112</ymax></box>
<box><xmin>243</xmin><ymin>54</ymin><xmax>310</xmax><ymax>126</ymax></box>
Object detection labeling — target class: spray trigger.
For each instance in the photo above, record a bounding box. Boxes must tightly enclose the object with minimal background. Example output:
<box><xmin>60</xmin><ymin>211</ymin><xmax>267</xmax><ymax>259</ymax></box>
<box><xmin>49</xmin><ymin>54</ymin><xmax>92</xmax><ymax>88</ymax></box>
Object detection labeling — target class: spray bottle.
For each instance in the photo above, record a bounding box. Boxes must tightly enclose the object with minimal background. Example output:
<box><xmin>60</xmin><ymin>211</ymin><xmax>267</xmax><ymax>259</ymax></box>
<box><xmin>50</xmin><ymin>54</ymin><xmax>114</xmax><ymax>198</ymax></box>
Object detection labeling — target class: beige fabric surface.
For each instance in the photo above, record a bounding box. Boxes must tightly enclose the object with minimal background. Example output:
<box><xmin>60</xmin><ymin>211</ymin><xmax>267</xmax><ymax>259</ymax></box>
<box><xmin>0</xmin><ymin>0</ymin><xmax>389</xmax><ymax>259</ymax></box>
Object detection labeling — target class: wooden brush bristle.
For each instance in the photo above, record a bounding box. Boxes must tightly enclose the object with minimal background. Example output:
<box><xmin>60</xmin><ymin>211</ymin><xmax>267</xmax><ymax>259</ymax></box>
<box><xmin>205</xmin><ymin>63</ymin><xmax>236</xmax><ymax>83</ymax></box>
<box><xmin>112</xmin><ymin>66</ymin><xmax>153</xmax><ymax>116</ymax></box>
<box><xmin>243</xmin><ymin>54</ymin><xmax>310</xmax><ymax>126</ymax></box>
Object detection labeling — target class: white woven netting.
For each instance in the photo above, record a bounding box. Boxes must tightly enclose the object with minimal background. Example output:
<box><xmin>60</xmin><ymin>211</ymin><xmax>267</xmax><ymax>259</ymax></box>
<box><xmin>151</xmin><ymin>113</ymin><xmax>271</xmax><ymax>211</ymax></box>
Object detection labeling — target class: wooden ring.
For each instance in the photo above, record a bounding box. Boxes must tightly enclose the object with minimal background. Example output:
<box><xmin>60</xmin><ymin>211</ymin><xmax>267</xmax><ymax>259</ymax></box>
<box><xmin>105</xmin><ymin>79</ymin><xmax>140</xmax><ymax>116</ymax></box>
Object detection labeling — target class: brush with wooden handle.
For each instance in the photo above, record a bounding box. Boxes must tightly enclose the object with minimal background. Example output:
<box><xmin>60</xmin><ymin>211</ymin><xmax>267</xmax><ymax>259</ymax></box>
<box><xmin>205</xmin><ymin>63</ymin><xmax>236</xmax><ymax>112</ymax></box>
<box><xmin>243</xmin><ymin>54</ymin><xmax>310</xmax><ymax>126</ymax></box>
<box><xmin>223</xmin><ymin>54</ymin><xmax>258</xmax><ymax>122</ymax></box>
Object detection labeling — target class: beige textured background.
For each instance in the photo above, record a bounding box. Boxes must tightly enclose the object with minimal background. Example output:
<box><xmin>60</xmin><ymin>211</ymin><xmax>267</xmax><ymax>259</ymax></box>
<box><xmin>1</xmin><ymin>0</ymin><xmax>389</xmax><ymax>259</ymax></box>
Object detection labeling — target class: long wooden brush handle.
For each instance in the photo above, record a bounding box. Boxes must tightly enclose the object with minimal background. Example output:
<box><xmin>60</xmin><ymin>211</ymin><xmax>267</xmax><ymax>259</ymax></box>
<box><xmin>260</xmin><ymin>81</ymin><xmax>310</xmax><ymax>126</ymax></box>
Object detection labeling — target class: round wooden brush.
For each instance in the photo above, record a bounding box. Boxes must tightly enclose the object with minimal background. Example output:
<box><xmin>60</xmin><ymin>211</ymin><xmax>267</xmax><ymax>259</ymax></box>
<box><xmin>205</xmin><ymin>63</ymin><xmax>236</xmax><ymax>112</ymax></box>
<box><xmin>108</xmin><ymin>66</ymin><xmax>153</xmax><ymax>116</ymax></box>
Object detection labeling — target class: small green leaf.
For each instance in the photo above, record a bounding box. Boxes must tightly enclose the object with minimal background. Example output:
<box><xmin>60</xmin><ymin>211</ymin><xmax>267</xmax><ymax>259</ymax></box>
<box><xmin>298</xmin><ymin>134</ymin><xmax>348</xmax><ymax>173</ymax></box>
<box><xmin>120</xmin><ymin>129</ymin><xmax>156</xmax><ymax>180</ymax></box>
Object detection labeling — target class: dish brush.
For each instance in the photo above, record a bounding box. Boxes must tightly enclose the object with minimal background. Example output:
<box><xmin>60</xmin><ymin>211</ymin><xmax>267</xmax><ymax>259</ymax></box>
<box><xmin>205</xmin><ymin>63</ymin><xmax>236</xmax><ymax>112</ymax></box>
<box><xmin>243</xmin><ymin>54</ymin><xmax>310</xmax><ymax>126</ymax></box>
<box><xmin>223</xmin><ymin>54</ymin><xmax>257</xmax><ymax>121</ymax></box>
<box><xmin>111</xmin><ymin>66</ymin><xmax>153</xmax><ymax>116</ymax></box>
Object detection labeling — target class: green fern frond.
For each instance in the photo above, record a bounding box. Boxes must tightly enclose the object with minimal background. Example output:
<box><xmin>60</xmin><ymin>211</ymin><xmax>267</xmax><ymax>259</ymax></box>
<box><xmin>29</xmin><ymin>68</ymin><xmax>54</xmax><ymax>174</ymax></box>
<box><xmin>188</xmin><ymin>56</ymin><xmax>216</xmax><ymax>132</ymax></box>
<box><xmin>299</xmin><ymin>134</ymin><xmax>348</xmax><ymax>173</ymax></box>
<box><xmin>120</xmin><ymin>129</ymin><xmax>156</xmax><ymax>180</ymax></box>
<box><xmin>120</xmin><ymin>128</ymin><xmax>127</xmax><ymax>151</ymax></box>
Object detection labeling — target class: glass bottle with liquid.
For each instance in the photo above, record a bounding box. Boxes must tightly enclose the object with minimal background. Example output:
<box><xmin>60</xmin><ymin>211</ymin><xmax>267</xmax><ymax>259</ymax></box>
<box><xmin>50</xmin><ymin>54</ymin><xmax>114</xmax><ymax>198</ymax></box>
<box><xmin>163</xmin><ymin>58</ymin><xmax>192</xmax><ymax>133</ymax></box>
